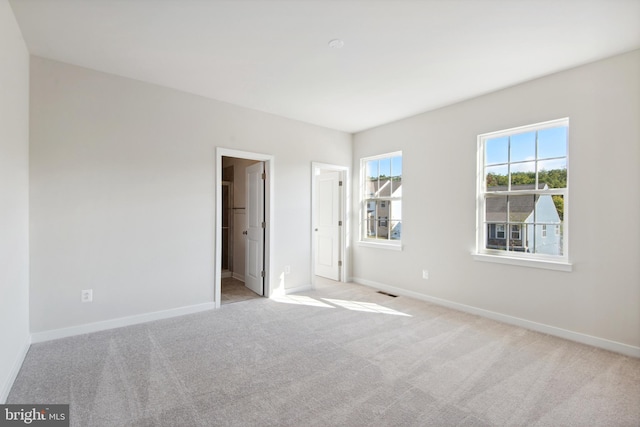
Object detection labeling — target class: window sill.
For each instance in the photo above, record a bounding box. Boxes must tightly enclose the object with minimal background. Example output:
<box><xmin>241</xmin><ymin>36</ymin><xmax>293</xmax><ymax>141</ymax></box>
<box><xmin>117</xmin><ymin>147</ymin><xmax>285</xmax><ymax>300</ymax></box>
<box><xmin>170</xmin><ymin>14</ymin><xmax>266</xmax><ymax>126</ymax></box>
<box><xmin>472</xmin><ymin>252</ymin><xmax>572</xmax><ymax>272</ymax></box>
<box><xmin>358</xmin><ymin>241</ymin><xmax>403</xmax><ymax>251</ymax></box>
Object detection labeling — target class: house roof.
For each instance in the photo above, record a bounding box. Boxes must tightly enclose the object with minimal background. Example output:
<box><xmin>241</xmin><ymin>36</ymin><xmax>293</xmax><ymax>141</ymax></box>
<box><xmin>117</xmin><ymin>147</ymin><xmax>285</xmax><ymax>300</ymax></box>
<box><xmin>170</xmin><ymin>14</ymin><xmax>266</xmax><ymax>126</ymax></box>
<box><xmin>486</xmin><ymin>184</ymin><xmax>544</xmax><ymax>222</ymax></box>
<box><xmin>365</xmin><ymin>179</ymin><xmax>402</xmax><ymax>198</ymax></box>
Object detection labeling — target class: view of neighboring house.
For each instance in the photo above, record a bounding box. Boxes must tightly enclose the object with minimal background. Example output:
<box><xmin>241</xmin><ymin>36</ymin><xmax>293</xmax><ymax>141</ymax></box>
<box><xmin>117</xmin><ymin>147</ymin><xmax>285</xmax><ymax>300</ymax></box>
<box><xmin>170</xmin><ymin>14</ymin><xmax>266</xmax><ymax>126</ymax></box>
<box><xmin>486</xmin><ymin>184</ymin><xmax>562</xmax><ymax>255</ymax></box>
<box><xmin>365</xmin><ymin>178</ymin><xmax>402</xmax><ymax>240</ymax></box>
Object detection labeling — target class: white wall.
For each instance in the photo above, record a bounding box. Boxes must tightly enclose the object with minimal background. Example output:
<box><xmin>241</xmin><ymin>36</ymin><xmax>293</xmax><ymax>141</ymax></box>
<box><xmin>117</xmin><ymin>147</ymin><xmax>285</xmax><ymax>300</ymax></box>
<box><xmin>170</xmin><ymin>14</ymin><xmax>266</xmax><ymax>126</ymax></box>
<box><xmin>0</xmin><ymin>0</ymin><xmax>30</xmax><ymax>402</ymax></box>
<box><xmin>352</xmin><ymin>50</ymin><xmax>640</xmax><ymax>350</ymax></box>
<box><xmin>29</xmin><ymin>57</ymin><xmax>351</xmax><ymax>333</ymax></box>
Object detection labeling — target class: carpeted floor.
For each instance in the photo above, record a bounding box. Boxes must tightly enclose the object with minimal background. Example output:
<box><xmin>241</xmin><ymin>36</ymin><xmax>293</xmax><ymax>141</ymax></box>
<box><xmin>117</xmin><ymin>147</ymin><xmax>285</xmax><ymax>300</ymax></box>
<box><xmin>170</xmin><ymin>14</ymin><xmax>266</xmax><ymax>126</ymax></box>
<box><xmin>8</xmin><ymin>278</ymin><xmax>640</xmax><ymax>426</ymax></box>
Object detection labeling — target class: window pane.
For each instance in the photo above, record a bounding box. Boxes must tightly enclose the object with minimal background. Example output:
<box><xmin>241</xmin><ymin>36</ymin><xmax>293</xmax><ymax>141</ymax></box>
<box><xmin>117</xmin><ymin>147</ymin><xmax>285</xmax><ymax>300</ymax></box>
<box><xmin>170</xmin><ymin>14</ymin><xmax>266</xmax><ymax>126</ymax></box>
<box><xmin>378</xmin><ymin>158</ymin><xmax>391</xmax><ymax>197</ymax></box>
<box><xmin>538</xmin><ymin>159</ymin><xmax>567</xmax><ymax>189</ymax></box>
<box><xmin>376</xmin><ymin>220</ymin><xmax>389</xmax><ymax>239</ymax></box>
<box><xmin>391</xmin><ymin>156</ymin><xmax>402</xmax><ymax>194</ymax></box>
<box><xmin>392</xmin><ymin>177</ymin><xmax>402</xmax><ymax>198</ymax></box>
<box><xmin>379</xmin><ymin>158</ymin><xmax>391</xmax><ymax>180</ymax></box>
<box><xmin>510</xmin><ymin>161</ymin><xmax>536</xmax><ymax>188</ymax></box>
<box><xmin>366</xmin><ymin>160</ymin><xmax>379</xmax><ymax>180</ymax></box>
<box><xmin>486</xmin><ymin>136</ymin><xmax>508</xmax><ymax>165</ymax></box>
<box><xmin>365</xmin><ymin>219</ymin><xmax>376</xmax><ymax>238</ymax></box>
<box><xmin>390</xmin><ymin>199</ymin><xmax>401</xmax><ymax>220</ymax></box>
<box><xmin>535</xmin><ymin>194</ymin><xmax>564</xmax><ymax>223</ymax></box>
<box><xmin>365</xmin><ymin>199</ymin><xmax>376</xmax><ymax>215</ymax></box>
<box><xmin>390</xmin><ymin>221</ymin><xmax>401</xmax><ymax>240</ymax></box>
<box><xmin>378</xmin><ymin>178</ymin><xmax>391</xmax><ymax>197</ymax></box>
<box><xmin>365</xmin><ymin>179</ymin><xmax>376</xmax><ymax>198</ymax></box>
<box><xmin>365</xmin><ymin>200</ymin><xmax>376</xmax><ymax>238</ymax></box>
<box><xmin>510</xmin><ymin>131</ymin><xmax>536</xmax><ymax>162</ymax></box>
<box><xmin>486</xmin><ymin>224</ymin><xmax>507</xmax><ymax>251</ymax></box>
<box><xmin>363</xmin><ymin>200</ymin><xmax>392</xmax><ymax>240</ymax></box>
<box><xmin>486</xmin><ymin>165</ymin><xmax>508</xmax><ymax>190</ymax></box>
<box><xmin>366</xmin><ymin>160</ymin><xmax>378</xmax><ymax>198</ymax></box>
<box><xmin>485</xmin><ymin>196</ymin><xmax>507</xmax><ymax>222</ymax></box>
<box><xmin>377</xmin><ymin>200</ymin><xmax>389</xmax><ymax>224</ymax></box>
<box><xmin>509</xmin><ymin>224</ymin><xmax>524</xmax><ymax>252</ymax></box>
<box><xmin>538</xmin><ymin>127</ymin><xmax>567</xmax><ymax>160</ymax></box>
<box><xmin>532</xmin><ymin>224</ymin><xmax>563</xmax><ymax>256</ymax></box>
<box><xmin>509</xmin><ymin>194</ymin><xmax>536</xmax><ymax>222</ymax></box>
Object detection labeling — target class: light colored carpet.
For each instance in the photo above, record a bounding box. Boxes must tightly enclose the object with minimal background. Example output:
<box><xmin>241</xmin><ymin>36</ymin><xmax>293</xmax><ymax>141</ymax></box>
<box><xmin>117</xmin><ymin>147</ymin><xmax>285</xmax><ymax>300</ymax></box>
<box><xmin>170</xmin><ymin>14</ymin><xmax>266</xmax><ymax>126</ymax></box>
<box><xmin>8</xmin><ymin>278</ymin><xmax>640</xmax><ymax>426</ymax></box>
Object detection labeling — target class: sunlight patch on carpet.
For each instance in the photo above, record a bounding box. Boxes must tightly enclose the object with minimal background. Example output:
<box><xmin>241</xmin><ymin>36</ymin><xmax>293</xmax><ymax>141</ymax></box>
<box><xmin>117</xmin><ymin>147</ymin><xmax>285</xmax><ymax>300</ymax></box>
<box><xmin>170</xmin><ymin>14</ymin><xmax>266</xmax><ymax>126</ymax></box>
<box><xmin>271</xmin><ymin>294</ymin><xmax>334</xmax><ymax>308</ymax></box>
<box><xmin>322</xmin><ymin>298</ymin><xmax>412</xmax><ymax>317</ymax></box>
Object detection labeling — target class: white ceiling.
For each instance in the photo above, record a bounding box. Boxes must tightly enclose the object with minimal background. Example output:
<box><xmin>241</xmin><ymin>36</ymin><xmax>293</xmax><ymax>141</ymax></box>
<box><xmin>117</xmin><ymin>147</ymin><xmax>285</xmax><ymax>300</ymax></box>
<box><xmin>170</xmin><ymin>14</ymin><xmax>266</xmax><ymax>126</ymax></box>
<box><xmin>9</xmin><ymin>0</ymin><xmax>640</xmax><ymax>133</ymax></box>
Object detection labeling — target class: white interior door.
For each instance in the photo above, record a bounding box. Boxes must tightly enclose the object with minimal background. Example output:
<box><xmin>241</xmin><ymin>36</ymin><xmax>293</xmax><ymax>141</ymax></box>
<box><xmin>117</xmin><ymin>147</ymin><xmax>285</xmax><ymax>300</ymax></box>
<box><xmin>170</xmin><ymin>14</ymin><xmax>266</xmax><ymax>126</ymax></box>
<box><xmin>245</xmin><ymin>162</ymin><xmax>264</xmax><ymax>295</ymax></box>
<box><xmin>315</xmin><ymin>171</ymin><xmax>341</xmax><ymax>281</ymax></box>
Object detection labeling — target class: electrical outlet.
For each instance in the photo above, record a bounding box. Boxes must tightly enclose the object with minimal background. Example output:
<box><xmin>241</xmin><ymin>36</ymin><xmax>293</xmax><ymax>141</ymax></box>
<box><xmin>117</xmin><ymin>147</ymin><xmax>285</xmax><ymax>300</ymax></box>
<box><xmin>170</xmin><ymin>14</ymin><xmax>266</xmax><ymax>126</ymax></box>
<box><xmin>81</xmin><ymin>289</ymin><xmax>93</xmax><ymax>303</ymax></box>
<box><xmin>422</xmin><ymin>270</ymin><xmax>429</xmax><ymax>280</ymax></box>
<box><xmin>284</xmin><ymin>265</ymin><xmax>291</xmax><ymax>274</ymax></box>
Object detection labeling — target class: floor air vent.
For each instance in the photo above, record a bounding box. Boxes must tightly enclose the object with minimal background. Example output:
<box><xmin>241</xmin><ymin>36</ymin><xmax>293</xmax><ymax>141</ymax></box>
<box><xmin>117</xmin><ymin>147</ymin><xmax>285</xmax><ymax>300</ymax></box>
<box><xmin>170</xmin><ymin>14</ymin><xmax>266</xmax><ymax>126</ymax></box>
<box><xmin>377</xmin><ymin>291</ymin><xmax>398</xmax><ymax>298</ymax></box>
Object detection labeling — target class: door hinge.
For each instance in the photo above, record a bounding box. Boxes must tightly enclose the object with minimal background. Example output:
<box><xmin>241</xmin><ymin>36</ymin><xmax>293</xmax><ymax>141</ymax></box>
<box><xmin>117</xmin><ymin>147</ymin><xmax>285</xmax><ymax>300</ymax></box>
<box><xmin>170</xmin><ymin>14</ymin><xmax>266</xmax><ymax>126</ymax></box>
<box><xmin>338</xmin><ymin>220</ymin><xmax>343</xmax><ymax>226</ymax></box>
<box><xmin>261</xmin><ymin>271</ymin><xmax>265</xmax><ymax>278</ymax></box>
<box><xmin>339</xmin><ymin>180</ymin><xmax>343</xmax><ymax>186</ymax></box>
<box><xmin>261</xmin><ymin>172</ymin><xmax>266</xmax><ymax>180</ymax></box>
<box><xmin>261</xmin><ymin>221</ymin><xmax>266</xmax><ymax>229</ymax></box>
<box><xmin>338</xmin><ymin>261</ymin><xmax>342</xmax><ymax>267</ymax></box>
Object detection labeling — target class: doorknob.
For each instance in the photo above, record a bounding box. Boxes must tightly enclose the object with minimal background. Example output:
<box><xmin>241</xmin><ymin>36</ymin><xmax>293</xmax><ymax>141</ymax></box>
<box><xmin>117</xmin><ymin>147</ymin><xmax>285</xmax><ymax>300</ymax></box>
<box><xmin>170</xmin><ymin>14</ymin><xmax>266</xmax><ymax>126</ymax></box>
<box><xmin>315</xmin><ymin>228</ymin><xmax>318</xmax><ymax>232</ymax></box>
<box><xmin>242</xmin><ymin>230</ymin><xmax>248</xmax><ymax>235</ymax></box>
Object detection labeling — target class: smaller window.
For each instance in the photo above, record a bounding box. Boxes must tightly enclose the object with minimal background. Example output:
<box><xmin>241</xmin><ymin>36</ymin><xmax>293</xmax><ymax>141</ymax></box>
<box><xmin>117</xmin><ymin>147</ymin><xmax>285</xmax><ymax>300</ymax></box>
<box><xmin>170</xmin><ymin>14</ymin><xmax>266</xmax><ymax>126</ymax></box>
<box><xmin>542</xmin><ymin>224</ymin><xmax>547</xmax><ymax>238</ymax></box>
<box><xmin>555</xmin><ymin>225</ymin><xmax>560</xmax><ymax>236</ymax></box>
<box><xmin>360</xmin><ymin>152</ymin><xmax>402</xmax><ymax>246</ymax></box>
<box><xmin>511</xmin><ymin>225</ymin><xmax>521</xmax><ymax>240</ymax></box>
<box><xmin>496</xmin><ymin>224</ymin><xmax>505</xmax><ymax>239</ymax></box>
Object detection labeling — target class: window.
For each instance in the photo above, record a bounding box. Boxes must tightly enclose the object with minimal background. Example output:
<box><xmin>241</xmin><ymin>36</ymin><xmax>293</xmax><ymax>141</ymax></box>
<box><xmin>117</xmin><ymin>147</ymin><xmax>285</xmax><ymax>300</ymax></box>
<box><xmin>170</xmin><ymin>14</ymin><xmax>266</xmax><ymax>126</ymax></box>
<box><xmin>361</xmin><ymin>152</ymin><xmax>402</xmax><ymax>247</ymax></box>
<box><xmin>477</xmin><ymin>118</ymin><xmax>568</xmax><ymax>265</ymax></box>
<box><xmin>511</xmin><ymin>224</ymin><xmax>521</xmax><ymax>240</ymax></box>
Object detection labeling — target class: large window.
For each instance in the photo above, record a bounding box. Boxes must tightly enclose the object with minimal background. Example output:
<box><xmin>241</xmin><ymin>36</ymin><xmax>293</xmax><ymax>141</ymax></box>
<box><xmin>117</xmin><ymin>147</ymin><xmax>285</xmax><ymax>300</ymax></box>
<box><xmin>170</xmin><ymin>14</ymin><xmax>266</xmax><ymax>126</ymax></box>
<box><xmin>477</xmin><ymin>118</ymin><xmax>568</xmax><ymax>264</ymax></box>
<box><xmin>361</xmin><ymin>152</ymin><xmax>402</xmax><ymax>246</ymax></box>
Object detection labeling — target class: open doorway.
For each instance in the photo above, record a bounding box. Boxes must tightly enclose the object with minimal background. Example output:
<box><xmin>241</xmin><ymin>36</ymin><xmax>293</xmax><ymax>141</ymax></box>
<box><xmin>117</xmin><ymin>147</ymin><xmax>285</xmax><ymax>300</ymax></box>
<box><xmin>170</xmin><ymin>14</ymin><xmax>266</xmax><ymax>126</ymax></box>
<box><xmin>219</xmin><ymin>156</ymin><xmax>261</xmax><ymax>304</ymax></box>
<box><xmin>215</xmin><ymin>148</ymin><xmax>274</xmax><ymax>308</ymax></box>
<box><xmin>311</xmin><ymin>162</ymin><xmax>348</xmax><ymax>288</ymax></box>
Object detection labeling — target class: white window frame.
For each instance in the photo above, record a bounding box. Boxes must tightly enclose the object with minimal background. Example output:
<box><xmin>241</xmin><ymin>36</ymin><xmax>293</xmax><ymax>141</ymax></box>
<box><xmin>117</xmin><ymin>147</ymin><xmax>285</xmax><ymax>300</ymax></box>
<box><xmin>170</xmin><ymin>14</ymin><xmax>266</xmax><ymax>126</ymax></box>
<box><xmin>474</xmin><ymin>118</ymin><xmax>571</xmax><ymax>271</ymax></box>
<box><xmin>496</xmin><ymin>224</ymin><xmax>505</xmax><ymax>239</ymax></box>
<box><xmin>542</xmin><ymin>224</ymin><xmax>547</xmax><ymax>238</ymax></box>
<box><xmin>359</xmin><ymin>151</ymin><xmax>402</xmax><ymax>250</ymax></box>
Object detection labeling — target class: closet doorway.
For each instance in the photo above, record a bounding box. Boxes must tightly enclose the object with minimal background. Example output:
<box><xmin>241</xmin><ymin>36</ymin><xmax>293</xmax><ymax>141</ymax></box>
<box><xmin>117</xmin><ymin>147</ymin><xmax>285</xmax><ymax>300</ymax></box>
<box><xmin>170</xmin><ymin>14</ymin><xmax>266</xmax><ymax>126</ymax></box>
<box><xmin>311</xmin><ymin>162</ymin><xmax>348</xmax><ymax>287</ymax></box>
<box><xmin>215</xmin><ymin>148</ymin><xmax>274</xmax><ymax>307</ymax></box>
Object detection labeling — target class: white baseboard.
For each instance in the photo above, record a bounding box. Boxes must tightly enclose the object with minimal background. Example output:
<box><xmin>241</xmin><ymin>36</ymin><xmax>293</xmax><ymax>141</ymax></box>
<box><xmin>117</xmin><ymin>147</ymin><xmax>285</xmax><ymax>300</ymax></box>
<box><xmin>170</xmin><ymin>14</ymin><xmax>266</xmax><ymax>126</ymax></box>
<box><xmin>31</xmin><ymin>302</ymin><xmax>216</xmax><ymax>344</ymax></box>
<box><xmin>351</xmin><ymin>277</ymin><xmax>640</xmax><ymax>358</ymax></box>
<box><xmin>232</xmin><ymin>273</ymin><xmax>245</xmax><ymax>282</ymax></box>
<box><xmin>0</xmin><ymin>334</ymin><xmax>31</xmax><ymax>404</ymax></box>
